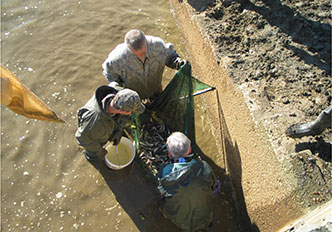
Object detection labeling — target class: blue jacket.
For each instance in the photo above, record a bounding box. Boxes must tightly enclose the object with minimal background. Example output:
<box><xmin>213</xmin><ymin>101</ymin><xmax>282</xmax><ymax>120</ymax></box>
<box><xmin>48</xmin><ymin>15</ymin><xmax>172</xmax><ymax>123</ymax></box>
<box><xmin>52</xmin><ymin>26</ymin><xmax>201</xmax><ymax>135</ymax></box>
<box><xmin>158</xmin><ymin>157</ymin><xmax>217</xmax><ymax>231</ymax></box>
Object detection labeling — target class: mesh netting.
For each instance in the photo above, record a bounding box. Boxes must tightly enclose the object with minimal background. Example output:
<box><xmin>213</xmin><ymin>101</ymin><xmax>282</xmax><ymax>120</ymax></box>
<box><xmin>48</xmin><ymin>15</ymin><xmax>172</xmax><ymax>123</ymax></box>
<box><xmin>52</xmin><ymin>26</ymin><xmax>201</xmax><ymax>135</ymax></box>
<box><xmin>130</xmin><ymin>63</ymin><xmax>214</xmax><ymax>176</ymax></box>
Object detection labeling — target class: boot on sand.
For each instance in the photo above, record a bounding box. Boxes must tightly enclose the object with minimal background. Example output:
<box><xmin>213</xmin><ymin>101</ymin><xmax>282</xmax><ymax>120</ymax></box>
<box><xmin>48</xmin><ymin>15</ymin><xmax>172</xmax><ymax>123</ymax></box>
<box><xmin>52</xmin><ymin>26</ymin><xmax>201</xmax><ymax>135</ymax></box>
<box><xmin>286</xmin><ymin>105</ymin><xmax>332</xmax><ymax>138</ymax></box>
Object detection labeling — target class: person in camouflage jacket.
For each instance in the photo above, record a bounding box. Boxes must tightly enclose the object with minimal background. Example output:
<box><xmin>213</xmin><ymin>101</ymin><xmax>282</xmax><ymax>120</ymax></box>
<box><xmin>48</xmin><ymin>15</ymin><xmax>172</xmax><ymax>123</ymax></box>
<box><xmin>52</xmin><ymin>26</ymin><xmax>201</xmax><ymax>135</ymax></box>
<box><xmin>102</xmin><ymin>29</ymin><xmax>188</xmax><ymax>99</ymax></box>
<box><xmin>75</xmin><ymin>84</ymin><xmax>145</xmax><ymax>161</ymax></box>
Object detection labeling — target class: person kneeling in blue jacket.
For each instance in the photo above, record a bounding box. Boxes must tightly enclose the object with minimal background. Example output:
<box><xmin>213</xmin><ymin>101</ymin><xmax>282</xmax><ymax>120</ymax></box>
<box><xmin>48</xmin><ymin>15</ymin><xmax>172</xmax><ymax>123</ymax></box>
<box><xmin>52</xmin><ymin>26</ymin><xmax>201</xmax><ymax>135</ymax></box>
<box><xmin>158</xmin><ymin>132</ymin><xmax>220</xmax><ymax>231</ymax></box>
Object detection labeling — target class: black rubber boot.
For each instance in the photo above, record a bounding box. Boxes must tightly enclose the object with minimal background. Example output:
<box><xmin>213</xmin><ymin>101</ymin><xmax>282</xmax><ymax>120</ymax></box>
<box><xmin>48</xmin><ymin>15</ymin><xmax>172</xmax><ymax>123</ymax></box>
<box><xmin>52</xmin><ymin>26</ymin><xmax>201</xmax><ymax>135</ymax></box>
<box><xmin>84</xmin><ymin>151</ymin><xmax>98</xmax><ymax>162</ymax></box>
<box><xmin>286</xmin><ymin>105</ymin><xmax>332</xmax><ymax>138</ymax></box>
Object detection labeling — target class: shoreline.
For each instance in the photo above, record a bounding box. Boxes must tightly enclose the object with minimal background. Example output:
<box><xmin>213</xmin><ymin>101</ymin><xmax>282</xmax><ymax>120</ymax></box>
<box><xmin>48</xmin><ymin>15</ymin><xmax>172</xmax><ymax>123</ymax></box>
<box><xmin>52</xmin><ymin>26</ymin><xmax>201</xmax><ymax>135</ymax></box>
<box><xmin>168</xmin><ymin>0</ymin><xmax>332</xmax><ymax>231</ymax></box>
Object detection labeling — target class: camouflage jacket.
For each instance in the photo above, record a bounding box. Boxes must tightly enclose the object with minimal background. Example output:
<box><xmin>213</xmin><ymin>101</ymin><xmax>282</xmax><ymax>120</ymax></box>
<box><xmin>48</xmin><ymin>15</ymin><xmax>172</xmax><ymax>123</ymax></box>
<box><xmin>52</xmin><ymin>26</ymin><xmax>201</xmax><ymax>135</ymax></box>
<box><xmin>102</xmin><ymin>35</ymin><xmax>180</xmax><ymax>99</ymax></box>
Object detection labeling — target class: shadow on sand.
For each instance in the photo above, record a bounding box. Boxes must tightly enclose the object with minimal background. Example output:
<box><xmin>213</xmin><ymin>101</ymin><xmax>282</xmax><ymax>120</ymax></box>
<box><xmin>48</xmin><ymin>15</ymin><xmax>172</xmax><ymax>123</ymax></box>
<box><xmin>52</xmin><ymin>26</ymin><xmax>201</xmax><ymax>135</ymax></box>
<box><xmin>295</xmin><ymin>136</ymin><xmax>332</xmax><ymax>163</ymax></box>
<box><xmin>214</xmin><ymin>90</ymin><xmax>260</xmax><ymax>232</ymax></box>
<box><xmin>88</xmin><ymin>145</ymin><xmax>251</xmax><ymax>232</ymax></box>
<box><xmin>87</xmin><ymin>158</ymin><xmax>181</xmax><ymax>232</ymax></box>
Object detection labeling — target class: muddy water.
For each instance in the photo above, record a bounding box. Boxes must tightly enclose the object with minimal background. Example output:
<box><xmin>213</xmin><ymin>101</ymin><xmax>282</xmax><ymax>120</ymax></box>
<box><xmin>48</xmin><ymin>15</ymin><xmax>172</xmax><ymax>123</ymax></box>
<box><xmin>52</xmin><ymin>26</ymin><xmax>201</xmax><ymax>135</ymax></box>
<box><xmin>1</xmin><ymin>0</ymin><xmax>231</xmax><ymax>231</ymax></box>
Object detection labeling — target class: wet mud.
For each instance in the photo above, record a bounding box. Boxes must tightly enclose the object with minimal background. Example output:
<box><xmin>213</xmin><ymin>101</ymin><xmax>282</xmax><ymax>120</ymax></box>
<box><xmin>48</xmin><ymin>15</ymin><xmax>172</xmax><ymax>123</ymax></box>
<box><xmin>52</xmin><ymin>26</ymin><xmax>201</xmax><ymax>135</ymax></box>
<box><xmin>169</xmin><ymin>0</ymin><xmax>331</xmax><ymax>231</ymax></box>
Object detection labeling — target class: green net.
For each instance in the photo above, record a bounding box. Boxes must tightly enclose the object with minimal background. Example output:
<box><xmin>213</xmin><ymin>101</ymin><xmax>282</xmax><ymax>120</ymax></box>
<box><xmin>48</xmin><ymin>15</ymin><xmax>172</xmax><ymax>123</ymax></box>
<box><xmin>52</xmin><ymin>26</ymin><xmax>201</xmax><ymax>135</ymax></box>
<box><xmin>133</xmin><ymin>63</ymin><xmax>213</xmax><ymax>144</ymax></box>
<box><xmin>131</xmin><ymin>63</ymin><xmax>214</xmax><ymax>177</ymax></box>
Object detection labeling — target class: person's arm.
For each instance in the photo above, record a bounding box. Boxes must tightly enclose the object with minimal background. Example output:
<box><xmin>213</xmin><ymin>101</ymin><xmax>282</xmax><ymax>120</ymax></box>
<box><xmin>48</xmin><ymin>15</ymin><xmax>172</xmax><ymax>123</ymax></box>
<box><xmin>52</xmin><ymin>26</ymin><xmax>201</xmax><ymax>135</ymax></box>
<box><xmin>76</xmin><ymin>128</ymin><xmax>105</xmax><ymax>155</ymax></box>
<box><xmin>102</xmin><ymin>45</ymin><xmax>126</xmax><ymax>84</ymax></box>
<box><xmin>102</xmin><ymin>59</ymin><xmax>123</xmax><ymax>83</ymax></box>
<box><xmin>163</xmin><ymin>42</ymin><xmax>188</xmax><ymax>70</ymax></box>
<box><xmin>108</xmin><ymin>115</ymin><xmax>129</xmax><ymax>145</ymax></box>
<box><xmin>202</xmin><ymin>161</ymin><xmax>219</xmax><ymax>194</ymax></box>
<box><xmin>167</xmin><ymin>54</ymin><xmax>188</xmax><ymax>70</ymax></box>
<box><xmin>75</xmin><ymin>110</ymin><xmax>107</xmax><ymax>155</ymax></box>
<box><xmin>148</xmin><ymin>36</ymin><xmax>187</xmax><ymax>70</ymax></box>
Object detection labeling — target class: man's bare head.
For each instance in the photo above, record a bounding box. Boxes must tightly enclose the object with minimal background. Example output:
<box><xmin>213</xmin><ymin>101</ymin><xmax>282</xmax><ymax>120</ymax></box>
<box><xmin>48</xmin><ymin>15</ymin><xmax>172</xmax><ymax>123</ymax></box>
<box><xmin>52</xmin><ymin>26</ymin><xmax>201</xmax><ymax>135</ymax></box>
<box><xmin>125</xmin><ymin>29</ymin><xmax>146</xmax><ymax>51</ymax></box>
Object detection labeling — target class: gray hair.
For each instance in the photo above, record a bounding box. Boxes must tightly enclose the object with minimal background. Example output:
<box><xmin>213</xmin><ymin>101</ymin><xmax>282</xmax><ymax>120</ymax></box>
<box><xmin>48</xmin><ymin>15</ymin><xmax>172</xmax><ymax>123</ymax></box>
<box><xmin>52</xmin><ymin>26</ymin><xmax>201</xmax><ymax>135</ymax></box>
<box><xmin>166</xmin><ymin>132</ymin><xmax>191</xmax><ymax>158</ymax></box>
<box><xmin>124</xmin><ymin>29</ymin><xmax>146</xmax><ymax>51</ymax></box>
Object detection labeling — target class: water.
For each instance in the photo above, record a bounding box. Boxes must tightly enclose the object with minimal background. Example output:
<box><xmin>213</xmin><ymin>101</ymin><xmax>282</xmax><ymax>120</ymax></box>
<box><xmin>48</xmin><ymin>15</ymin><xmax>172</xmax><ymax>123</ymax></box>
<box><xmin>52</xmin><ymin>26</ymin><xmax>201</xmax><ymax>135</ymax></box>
<box><xmin>1</xmin><ymin>0</ymin><xmax>231</xmax><ymax>231</ymax></box>
<box><xmin>105</xmin><ymin>142</ymin><xmax>133</xmax><ymax>168</ymax></box>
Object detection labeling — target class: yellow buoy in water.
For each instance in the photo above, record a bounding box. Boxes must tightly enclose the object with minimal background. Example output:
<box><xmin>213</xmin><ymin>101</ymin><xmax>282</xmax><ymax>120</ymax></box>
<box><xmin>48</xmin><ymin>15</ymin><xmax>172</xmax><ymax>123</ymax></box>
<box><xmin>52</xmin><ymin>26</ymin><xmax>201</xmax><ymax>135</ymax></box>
<box><xmin>104</xmin><ymin>137</ymin><xmax>135</xmax><ymax>170</ymax></box>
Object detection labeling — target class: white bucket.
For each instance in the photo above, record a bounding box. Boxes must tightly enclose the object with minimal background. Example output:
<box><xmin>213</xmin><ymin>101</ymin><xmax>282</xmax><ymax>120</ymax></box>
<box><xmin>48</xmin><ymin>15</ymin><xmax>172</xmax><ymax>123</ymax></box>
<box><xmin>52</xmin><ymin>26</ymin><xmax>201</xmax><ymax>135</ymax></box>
<box><xmin>104</xmin><ymin>137</ymin><xmax>135</xmax><ymax>170</ymax></box>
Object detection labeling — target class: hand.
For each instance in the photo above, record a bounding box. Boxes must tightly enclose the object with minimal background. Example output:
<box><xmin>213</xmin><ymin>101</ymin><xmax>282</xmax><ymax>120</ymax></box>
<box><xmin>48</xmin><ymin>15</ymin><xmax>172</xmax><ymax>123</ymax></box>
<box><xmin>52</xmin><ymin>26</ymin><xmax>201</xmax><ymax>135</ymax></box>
<box><xmin>112</xmin><ymin>132</ymin><xmax>123</xmax><ymax>145</ymax></box>
<box><xmin>175</xmin><ymin>58</ymin><xmax>188</xmax><ymax>70</ymax></box>
<box><xmin>97</xmin><ymin>148</ymin><xmax>107</xmax><ymax>159</ymax></box>
<box><xmin>212</xmin><ymin>180</ymin><xmax>220</xmax><ymax>195</ymax></box>
<box><xmin>179</xmin><ymin>59</ymin><xmax>187</xmax><ymax>67</ymax></box>
<box><xmin>113</xmin><ymin>136</ymin><xmax>121</xmax><ymax>145</ymax></box>
<box><xmin>101</xmin><ymin>148</ymin><xmax>108</xmax><ymax>156</ymax></box>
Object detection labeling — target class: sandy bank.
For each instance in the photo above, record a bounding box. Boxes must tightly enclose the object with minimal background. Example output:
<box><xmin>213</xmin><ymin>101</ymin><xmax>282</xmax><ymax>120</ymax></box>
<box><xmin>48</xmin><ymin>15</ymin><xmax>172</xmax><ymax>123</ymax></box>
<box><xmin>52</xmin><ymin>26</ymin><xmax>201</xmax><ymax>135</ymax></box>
<box><xmin>168</xmin><ymin>0</ymin><xmax>331</xmax><ymax>231</ymax></box>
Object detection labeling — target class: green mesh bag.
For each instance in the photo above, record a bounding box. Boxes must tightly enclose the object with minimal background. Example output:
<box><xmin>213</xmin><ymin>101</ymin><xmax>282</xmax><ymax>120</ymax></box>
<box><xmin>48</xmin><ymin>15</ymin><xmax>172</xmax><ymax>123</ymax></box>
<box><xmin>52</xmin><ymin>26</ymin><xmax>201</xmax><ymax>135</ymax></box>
<box><xmin>131</xmin><ymin>63</ymin><xmax>214</xmax><ymax>150</ymax></box>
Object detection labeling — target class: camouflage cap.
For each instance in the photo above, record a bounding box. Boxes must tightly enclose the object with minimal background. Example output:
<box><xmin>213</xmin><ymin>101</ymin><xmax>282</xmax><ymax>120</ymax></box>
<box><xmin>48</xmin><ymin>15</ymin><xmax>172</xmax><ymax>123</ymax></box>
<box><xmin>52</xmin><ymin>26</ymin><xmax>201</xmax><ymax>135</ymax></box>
<box><xmin>113</xmin><ymin>89</ymin><xmax>145</xmax><ymax>114</ymax></box>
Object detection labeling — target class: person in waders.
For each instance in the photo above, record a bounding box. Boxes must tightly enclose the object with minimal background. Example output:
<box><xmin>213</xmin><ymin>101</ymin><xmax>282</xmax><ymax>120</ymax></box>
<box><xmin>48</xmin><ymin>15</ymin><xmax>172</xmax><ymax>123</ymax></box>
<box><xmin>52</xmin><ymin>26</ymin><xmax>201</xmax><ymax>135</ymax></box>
<box><xmin>157</xmin><ymin>132</ymin><xmax>220</xmax><ymax>231</ymax></box>
<box><xmin>75</xmin><ymin>84</ymin><xmax>145</xmax><ymax>162</ymax></box>
<box><xmin>102</xmin><ymin>29</ymin><xmax>188</xmax><ymax>101</ymax></box>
